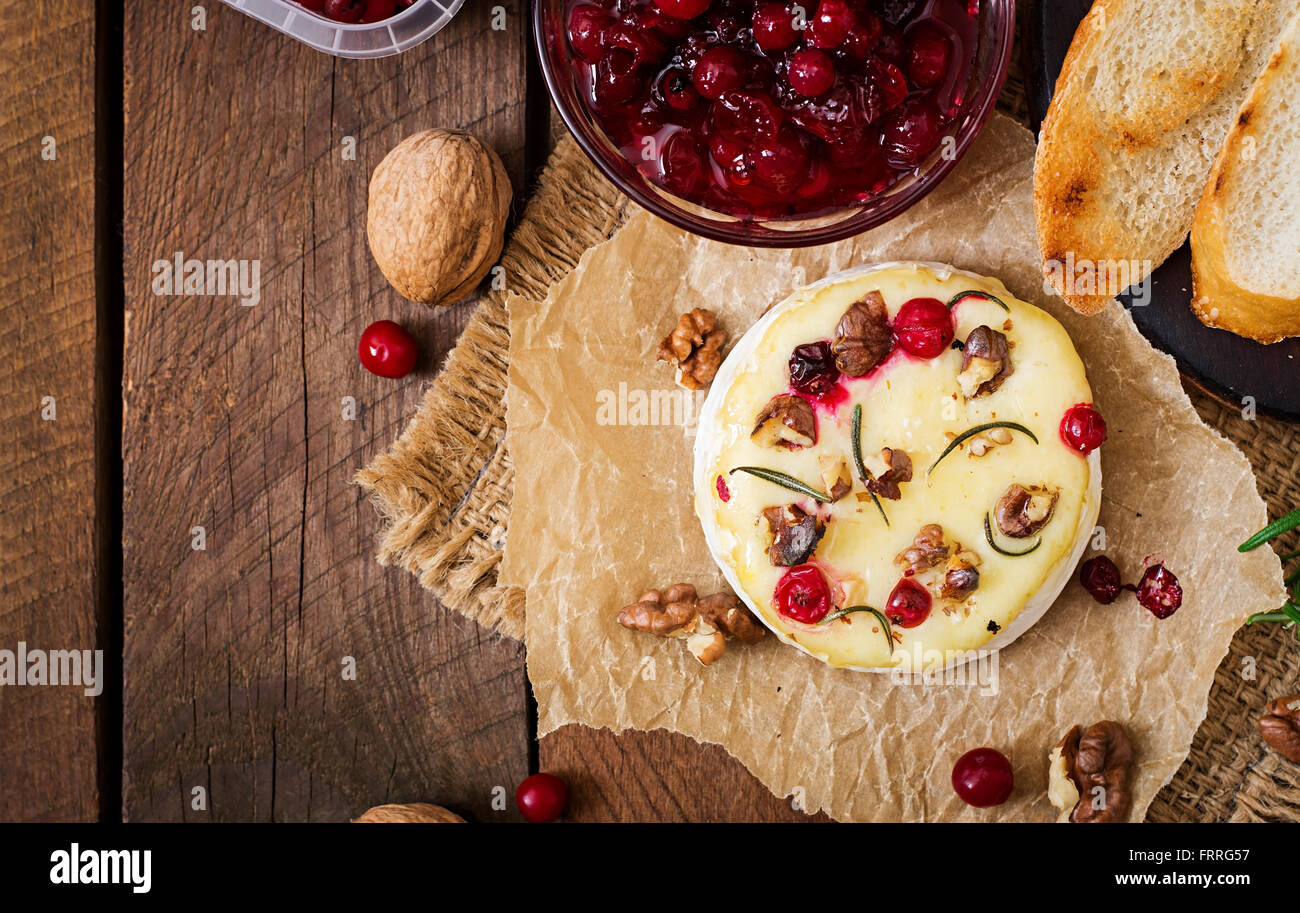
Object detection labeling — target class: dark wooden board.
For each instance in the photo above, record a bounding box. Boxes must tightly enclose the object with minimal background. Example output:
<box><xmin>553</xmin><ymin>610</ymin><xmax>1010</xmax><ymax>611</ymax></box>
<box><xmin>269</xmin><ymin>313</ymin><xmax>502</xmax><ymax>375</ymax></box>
<box><xmin>120</xmin><ymin>0</ymin><xmax>531</xmax><ymax>821</ymax></box>
<box><xmin>1028</xmin><ymin>0</ymin><xmax>1300</xmax><ymax>421</ymax></box>
<box><xmin>0</xmin><ymin>0</ymin><xmax>104</xmax><ymax>822</ymax></box>
<box><xmin>541</xmin><ymin>726</ymin><xmax>828</xmax><ymax>822</ymax></box>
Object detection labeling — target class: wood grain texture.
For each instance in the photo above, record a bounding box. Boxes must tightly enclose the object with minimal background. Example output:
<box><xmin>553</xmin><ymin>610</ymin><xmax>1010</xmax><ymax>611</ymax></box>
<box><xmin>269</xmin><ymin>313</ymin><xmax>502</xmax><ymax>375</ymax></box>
<box><xmin>0</xmin><ymin>0</ymin><xmax>102</xmax><ymax>822</ymax></box>
<box><xmin>541</xmin><ymin>726</ymin><xmax>831</xmax><ymax>822</ymax></box>
<box><xmin>121</xmin><ymin>0</ymin><xmax>531</xmax><ymax>821</ymax></box>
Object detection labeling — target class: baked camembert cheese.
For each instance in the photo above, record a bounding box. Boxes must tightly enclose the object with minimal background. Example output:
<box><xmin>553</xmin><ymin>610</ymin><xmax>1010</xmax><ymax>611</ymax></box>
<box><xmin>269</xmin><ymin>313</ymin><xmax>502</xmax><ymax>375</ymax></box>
<box><xmin>694</xmin><ymin>263</ymin><xmax>1103</xmax><ymax>673</ymax></box>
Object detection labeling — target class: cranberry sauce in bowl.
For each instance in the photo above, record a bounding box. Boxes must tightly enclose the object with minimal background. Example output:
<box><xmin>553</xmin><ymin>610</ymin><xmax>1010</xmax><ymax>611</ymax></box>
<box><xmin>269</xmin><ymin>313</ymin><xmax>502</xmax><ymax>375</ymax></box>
<box><xmin>537</xmin><ymin>0</ymin><xmax>1013</xmax><ymax>245</ymax></box>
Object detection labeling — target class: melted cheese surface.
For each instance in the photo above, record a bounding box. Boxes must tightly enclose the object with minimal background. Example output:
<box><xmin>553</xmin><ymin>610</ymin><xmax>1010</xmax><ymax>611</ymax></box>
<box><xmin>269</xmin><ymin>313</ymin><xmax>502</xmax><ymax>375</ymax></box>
<box><xmin>694</xmin><ymin>264</ymin><xmax>1100</xmax><ymax>672</ymax></box>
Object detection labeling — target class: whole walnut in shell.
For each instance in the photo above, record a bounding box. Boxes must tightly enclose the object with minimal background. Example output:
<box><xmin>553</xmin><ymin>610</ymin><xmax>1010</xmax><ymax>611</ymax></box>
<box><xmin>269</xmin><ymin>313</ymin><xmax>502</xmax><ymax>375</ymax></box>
<box><xmin>351</xmin><ymin>802</ymin><xmax>465</xmax><ymax>823</ymax></box>
<box><xmin>367</xmin><ymin>129</ymin><xmax>512</xmax><ymax>307</ymax></box>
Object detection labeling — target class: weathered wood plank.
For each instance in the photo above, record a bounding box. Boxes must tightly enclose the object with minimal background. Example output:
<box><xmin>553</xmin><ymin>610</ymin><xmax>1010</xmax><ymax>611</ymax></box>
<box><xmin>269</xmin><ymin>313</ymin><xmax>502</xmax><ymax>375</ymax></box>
<box><xmin>541</xmin><ymin>726</ymin><xmax>831</xmax><ymax>822</ymax></box>
<box><xmin>0</xmin><ymin>0</ymin><xmax>103</xmax><ymax>822</ymax></box>
<box><xmin>121</xmin><ymin>0</ymin><xmax>531</xmax><ymax>821</ymax></box>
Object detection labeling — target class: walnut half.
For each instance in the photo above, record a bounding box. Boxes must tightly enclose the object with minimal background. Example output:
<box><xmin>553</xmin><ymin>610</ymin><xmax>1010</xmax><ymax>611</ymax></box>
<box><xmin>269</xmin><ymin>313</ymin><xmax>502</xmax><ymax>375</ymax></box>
<box><xmin>832</xmin><ymin>291</ymin><xmax>892</xmax><ymax>376</ymax></box>
<box><xmin>957</xmin><ymin>325</ymin><xmax>1013</xmax><ymax>398</ymax></box>
<box><xmin>763</xmin><ymin>504</ymin><xmax>826</xmax><ymax>567</ymax></box>
<box><xmin>1259</xmin><ymin>694</ymin><xmax>1300</xmax><ymax>763</ymax></box>
<box><xmin>617</xmin><ymin>584</ymin><xmax>764</xmax><ymax>666</ymax></box>
<box><xmin>657</xmin><ymin>308</ymin><xmax>727</xmax><ymax>390</ymax></box>
<box><xmin>1047</xmin><ymin>721</ymin><xmax>1134</xmax><ymax>823</ymax></box>
<box><xmin>995</xmin><ymin>484</ymin><xmax>1059</xmax><ymax>538</ymax></box>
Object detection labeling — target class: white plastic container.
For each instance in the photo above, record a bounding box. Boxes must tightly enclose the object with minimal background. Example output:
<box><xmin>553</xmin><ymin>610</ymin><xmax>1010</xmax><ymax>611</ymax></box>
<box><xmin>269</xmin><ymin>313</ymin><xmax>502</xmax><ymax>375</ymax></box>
<box><xmin>221</xmin><ymin>0</ymin><xmax>465</xmax><ymax>59</ymax></box>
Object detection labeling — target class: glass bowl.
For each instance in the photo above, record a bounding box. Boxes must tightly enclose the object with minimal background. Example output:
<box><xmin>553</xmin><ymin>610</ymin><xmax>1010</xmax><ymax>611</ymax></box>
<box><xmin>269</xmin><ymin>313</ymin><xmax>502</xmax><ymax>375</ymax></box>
<box><xmin>534</xmin><ymin>0</ymin><xmax>1016</xmax><ymax>248</ymax></box>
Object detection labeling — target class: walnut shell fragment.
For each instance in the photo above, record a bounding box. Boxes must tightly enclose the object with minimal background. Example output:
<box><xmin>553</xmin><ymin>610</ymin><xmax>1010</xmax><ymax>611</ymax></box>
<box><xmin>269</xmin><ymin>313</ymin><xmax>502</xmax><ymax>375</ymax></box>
<box><xmin>995</xmin><ymin>484</ymin><xmax>1059</xmax><ymax>538</ymax></box>
<box><xmin>1258</xmin><ymin>694</ymin><xmax>1300</xmax><ymax>763</ymax></box>
<box><xmin>618</xmin><ymin>584</ymin><xmax>764</xmax><ymax>666</ymax></box>
<box><xmin>352</xmin><ymin>803</ymin><xmax>466</xmax><ymax>823</ymax></box>
<box><xmin>367</xmin><ymin>129</ymin><xmax>513</xmax><ymax>307</ymax></box>
<box><xmin>957</xmin><ymin>325</ymin><xmax>1013</xmax><ymax>398</ymax></box>
<box><xmin>832</xmin><ymin>292</ymin><xmax>893</xmax><ymax>376</ymax></box>
<box><xmin>657</xmin><ymin>308</ymin><xmax>727</xmax><ymax>390</ymax></box>
<box><xmin>752</xmin><ymin>394</ymin><xmax>817</xmax><ymax>449</ymax></box>
<box><xmin>1047</xmin><ymin>721</ymin><xmax>1134</xmax><ymax>823</ymax></box>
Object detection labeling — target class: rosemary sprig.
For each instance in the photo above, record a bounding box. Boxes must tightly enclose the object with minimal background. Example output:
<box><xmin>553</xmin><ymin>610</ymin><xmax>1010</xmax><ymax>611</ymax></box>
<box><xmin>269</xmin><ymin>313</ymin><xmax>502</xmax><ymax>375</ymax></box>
<box><xmin>729</xmin><ymin>466</ymin><xmax>830</xmax><ymax>502</ymax></box>
<box><xmin>984</xmin><ymin>513</ymin><xmax>1041</xmax><ymax>557</ymax></box>
<box><xmin>1239</xmin><ymin>509</ymin><xmax>1300</xmax><ymax>641</ymax></box>
<box><xmin>927</xmin><ymin>422</ymin><xmax>1039</xmax><ymax>478</ymax></box>
<box><xmin>850</xmin><ymin>403</ymin><xmax>889</xmax><ymax>527</ymax></box>
<box><xmin>820</xmin><ymin>604</ymin><xmax>894</xmax><ymax>655</ymax></box>
<box><xmin>946</xmin><ymin>290</ymin><xmax>1010</xmax><ymax>312</ymax></box>
<box><xmin>1239</xmin><ymin>508</ymin><xmax>1300</xmax><ymax>552</ymax></box>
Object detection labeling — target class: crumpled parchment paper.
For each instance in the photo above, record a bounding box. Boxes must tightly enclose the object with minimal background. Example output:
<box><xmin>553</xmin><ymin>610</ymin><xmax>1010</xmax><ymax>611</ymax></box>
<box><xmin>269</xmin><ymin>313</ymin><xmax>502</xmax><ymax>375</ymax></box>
<box><xmin>501</xmin><ymin>115</ymin><xmax>1286</xmax><ymax>821</ymax></box>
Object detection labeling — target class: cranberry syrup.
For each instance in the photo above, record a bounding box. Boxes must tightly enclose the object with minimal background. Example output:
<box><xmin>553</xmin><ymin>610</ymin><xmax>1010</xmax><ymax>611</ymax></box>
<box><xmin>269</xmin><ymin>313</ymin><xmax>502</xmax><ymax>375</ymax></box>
<box><xmin>565</xmin><ymin>0</ymin><xmax>981</xmax><ymax>221</ymax></box>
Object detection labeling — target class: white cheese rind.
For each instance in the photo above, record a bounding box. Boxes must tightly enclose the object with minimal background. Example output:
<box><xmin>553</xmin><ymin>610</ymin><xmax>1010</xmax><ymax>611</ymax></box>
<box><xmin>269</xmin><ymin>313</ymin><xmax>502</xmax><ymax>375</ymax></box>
<box><xmin>693</xmin><ymin>262</ymin><xmax>1102</xmax><ymax>673</ymax></box>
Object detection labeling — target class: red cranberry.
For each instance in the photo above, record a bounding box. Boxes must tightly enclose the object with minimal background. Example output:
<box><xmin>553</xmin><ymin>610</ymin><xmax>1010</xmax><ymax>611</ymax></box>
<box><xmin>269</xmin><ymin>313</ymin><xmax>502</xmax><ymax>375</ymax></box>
<box><xmin>788</xmin><ymin>341</ymin><xmax>840</xmax><ymax>396</ymax></box>
<box><xmin>713</xmin><ymin>89</ymin><xmax>784</xmax><ymax>143</ymax></box>
<box><xmin>905</xmin><ymin>23</ymin><xmax>951</xmax><ymax>89</ymax></box>
<box><xmin>603</xmin><ymin>21</ymin><xmax>666</xmax><ymax>70</ymax></box>
<box><xmin>568</xmin><ymin>4</ymin><xmax>610</xmax><ymax>63</ymax></box>
<box><xmin>593</xmin><ymin>51</ymin><xmax>643</xmax><ymax>109</ymax></box>
<box><xmin>656</xmin><ymin>0</ymin><xmax>711</xmax><ymax>19</ymax></box>
<box><xmin>881</xmin><ymin>98</ymin><xmax>943</xmax><ymax>168</ymax></box>
<box><xmin>807</xmin><ymin>0</ymin><xmax>856</xmax><ymax>48</ymax></box>
<box><xmin>1060</xmin><ymin>403</ymin><xmax>1107</xmax><ymax>455</ymax></box>
<box><xmin>693</xmin><ymin>45</ymin><xmax>747</xmax><ymax>99</ymax></box>
<box><xmin>775</xmin><ymin>564</ymin><xmax>833</xmax><ymax>624</ymax></box>
<box><xmin>838</xmin><ymin>14</ymin><xmax>883</xmax><ymax>62</ymax></box>
<box><xmin>358</xmin><ymin>320</ymin><xmax>418</xmax><ymax>379</ymax></box>
<box><xmin>952</xmin><ymin>748</ymin><xmax>1014</xmax><ymax>808</ymax></box>
<box><xmin>753</xmin><ymin>127</ymin><xmax>811</xmax><ymax>192</ymax></box>
<box><xmin>659</xmin><ymin>69</ymin><xmax>700</xmax><ymax>112</ymax></box>
<box><xmin>1079</xmin><ymin>556</ymin><xmax>1123</xmax><ymax>605</ymax></box>
<box><xmin>885</xmin><ymin>576</ymin><xmax>931</xmax><ymax>628</ymax></box>
<box><xmin>868</xmin><ymin>56</ymin><xmax>908</xmax><ymax>110</ymax></box>
<box><xmin>893</xmin><ymin>297</ymin><xmax>953</xmax><ymax>358</ymax></box>
<box><xmin>787</xmin><ymin>48</ymin><xmax>837</xmax><ymax>98</ymax></box>
<box><xmin>715</xmin><ymin>474</ymin><xmax>731</xmax><ymax>502</ymax></box>
<box><xmin>659</xmin><ymin>131</ymin><xmax>707</xmax><ymax>195</ymax></box>
<box><xmin>1136</xmin><ymin>563</ymin><xmax>1183</xmax><ymax>619</ymax></box>
<box><xmin>752</xmin><ymin>2</ymin><xmax>799</xmax><ymax>51</ymax></box>
<box><xmin>515</xmin><ymin>772</ymin><xmax>567</xmax><ymax>823</ymax></box>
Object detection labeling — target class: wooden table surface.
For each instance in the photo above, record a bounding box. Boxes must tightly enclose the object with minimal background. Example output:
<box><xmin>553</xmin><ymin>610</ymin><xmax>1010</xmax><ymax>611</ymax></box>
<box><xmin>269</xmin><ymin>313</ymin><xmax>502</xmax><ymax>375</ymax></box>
<box><xmin>1</xmin><ymin>0</ymin><xmax>823</xmax><ymax>822</ymax></box>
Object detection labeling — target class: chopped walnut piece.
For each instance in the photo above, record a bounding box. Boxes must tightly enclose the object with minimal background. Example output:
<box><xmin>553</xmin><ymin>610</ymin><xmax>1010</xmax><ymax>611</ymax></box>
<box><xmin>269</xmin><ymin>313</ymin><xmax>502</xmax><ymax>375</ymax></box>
<box><xmin>966</xmin><ymin>427</ymin><xmax>1013</xmax><ymax>457</ymax></box>
<box><xmin>832</xmin><ymin>292</ymin><xmax>892</xmax><ymax>376</ymax></box>
<box><xmin>863</xmin><ymin>448</ymin><xmax>913</xmax><ymax>500</ymax></box>
<box><xmin>751</xmin><ymin>394</ymin><xmax>817</xmax><ymax>449</ymax></box>
<box><xmin>818</xmin><ymin>454</ymin><xmax>853</xmax><ymax>502</ymax></box>
<box><xmin>941</xmin><ymin>553</ymin><xmax>980</xmax><ymax>600</ymax></box>
<box><xmin>657</xmin><ymin>308</ymin><xmax>726</xmax><ymax>391</ymax></box>
<box><xmin>1048</xmin><ymin>721</ymin><xmax>1134</xmax><ymax>823</ymax></box>
<box><xmin>762</xmin><ymin>505</ymin><xmax>826</xmax><ymax>567</ymax></box>
<box><xmin>957</xmin><ymin>325</ymin><xmax>1013</xmax><ymax>398</ymax></box>
<box><xmin>995</xmin><ymin>484</ymin><xmax>1059</xmax><ymax>538</ymax></box>
<box><xmin>617</xmin><ymin>584</ymin><xmax>764</xmax><ymax>666</ymax></box>
<box><xmin>897</xmin><ymin>523</ymin><xmax>949</xmax><ymax>572</ymax></box>
<box><xmin>1259</xmin><ymin>694</ymin><xmax>1300</xmax><ymax>763</ymax></box>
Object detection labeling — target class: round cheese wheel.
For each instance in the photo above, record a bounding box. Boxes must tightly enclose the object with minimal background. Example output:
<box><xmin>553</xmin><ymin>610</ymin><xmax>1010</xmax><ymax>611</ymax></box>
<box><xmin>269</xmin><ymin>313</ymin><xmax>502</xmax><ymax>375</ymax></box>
<box><xmin>693</xmin><ymin>263</ymin><xmax>1102</xmax><ymax>672</ymax></box>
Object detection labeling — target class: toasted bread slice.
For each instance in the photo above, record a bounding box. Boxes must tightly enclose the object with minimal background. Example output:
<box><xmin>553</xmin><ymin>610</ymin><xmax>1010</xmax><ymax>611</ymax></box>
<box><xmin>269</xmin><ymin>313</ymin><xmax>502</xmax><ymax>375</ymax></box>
<box><xmin>1192</xmin><ymin>9</ymin><xmax>1300</xmax><ymax>343</ymax></box>
<box><xmin>1035</xmin><ymin>0</ymin><xmax>1296</xmax><ymax>315</ymax></box>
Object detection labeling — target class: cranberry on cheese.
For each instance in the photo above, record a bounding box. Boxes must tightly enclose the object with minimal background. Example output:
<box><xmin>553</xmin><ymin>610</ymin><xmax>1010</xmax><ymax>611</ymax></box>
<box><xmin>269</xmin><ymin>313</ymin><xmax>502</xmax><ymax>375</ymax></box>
<box><xmin>693</xmin><ymin>263</ymin><xmax>1102</xmax><ymax>672</ymax></box>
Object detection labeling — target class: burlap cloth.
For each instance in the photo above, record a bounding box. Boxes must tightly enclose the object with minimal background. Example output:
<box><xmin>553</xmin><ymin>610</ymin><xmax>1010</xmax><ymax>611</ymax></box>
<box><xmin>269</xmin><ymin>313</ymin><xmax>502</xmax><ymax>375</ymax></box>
<box><xmin>356</xmin><ymin>30</ymin><xmax>1300</xmax><ymax>822</ymax></box>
